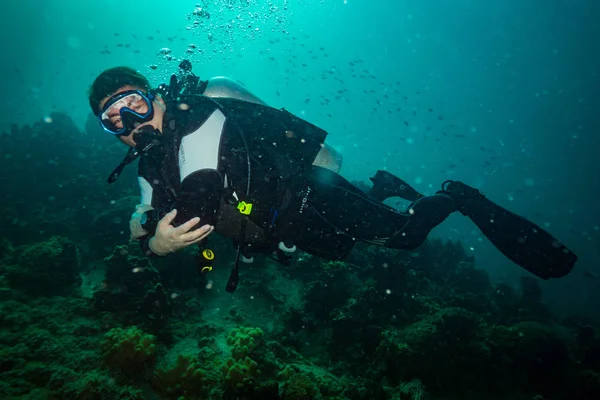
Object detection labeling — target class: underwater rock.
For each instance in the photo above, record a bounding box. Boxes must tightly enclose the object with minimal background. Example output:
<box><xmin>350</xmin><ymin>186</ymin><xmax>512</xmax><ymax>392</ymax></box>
<box><xmin>93</xmin><ymin>245</ymin><xmax>171</xmax><ymax>335</ymax></box>
<box><xmin>61</xmin><ymin>370</ymin><xmax>145</xmax><ymax>399</ymax></box>
<box><xmin>90</xmin><ymin>195</ymin><xmax>139</xmax><ymax>254</ymax></box>
<box><xmin>376</xmin><ymin>307</ymin><xmax>487</xmax><ymax>392</ymax></box>
<box><xmin>486</xmin><ymin>321</ymin><xmax>572</xmax><ymax>395</ymax></box>
<box><xmin>384</xmin><ymin>379</ymin><xmax>429</xmax><ymax>400</ymax></box>
<box><xmin>3</xmin><ymin>236</ymin><xmax>81</xmax><ymax>297</ymax></box>
<box><xmin>0</xmin><ymin>112</ymin><xmax>131</xmax><ymax>248</ymax></box>
<box><xmin>516</xmin><ymin>276</ymin><xmax>550</xmax><ymax>321</ymax></box>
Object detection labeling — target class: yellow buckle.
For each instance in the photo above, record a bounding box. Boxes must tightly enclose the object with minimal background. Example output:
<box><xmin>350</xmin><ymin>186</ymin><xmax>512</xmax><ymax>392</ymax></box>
<box><xmin>202</xmin><ymin>249</ymin><xmax>215</xmax><ymax>260</ymax></box>
<box><xmin>237</xmin><ymin>201</ymin><xmax>253</xmax><ymax>215</ymax></box>
<box><xmin>201</xmin><ymin>266</ymin><xmax>213</xmax><ymax>274</ymax></box>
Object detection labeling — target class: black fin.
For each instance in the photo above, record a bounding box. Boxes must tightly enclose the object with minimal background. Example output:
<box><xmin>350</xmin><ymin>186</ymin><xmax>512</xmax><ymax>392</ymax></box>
<box><xmin>367</xmin><ymin>170</ymin><xmax>424</xmax><ymax>202</ymax></box>
<box><xmin>444</xmin><ymin>181</ymin><xmax>577</xmax><ymax>279</ymax></box>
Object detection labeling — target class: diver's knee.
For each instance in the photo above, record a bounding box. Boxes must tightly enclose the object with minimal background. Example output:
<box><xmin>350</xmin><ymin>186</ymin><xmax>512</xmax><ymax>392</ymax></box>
<box><xmin>385</xmin><ymin>231</ymin><xmax>427</xmax><ymax>250</ymax></box>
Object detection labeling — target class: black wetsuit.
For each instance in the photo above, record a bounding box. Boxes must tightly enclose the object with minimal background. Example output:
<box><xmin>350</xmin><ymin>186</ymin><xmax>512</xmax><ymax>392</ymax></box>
<box><xmin>136</xmin><ymin>95</ymin><xmax>577</xmax><ymax>281</ymax></box>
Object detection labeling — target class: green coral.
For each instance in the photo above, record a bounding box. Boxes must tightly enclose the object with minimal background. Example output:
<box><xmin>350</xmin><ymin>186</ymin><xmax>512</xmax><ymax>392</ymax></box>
<box><xmin>222</xmin><ymin>356</ymin><xmax>259</xmax><ymax>390</ymax></box>
<box><xmin>226</xmin><ymin>326</ymin><xmax>264</xmax><ymax>360</ymax></box>
<box><xmin>102</xmin><ymin>326</ymin><xmax>156</xmax><ymax>371</ymax></box>
<box><xmin>153</xmin><ymin>354</ymin><xmax>218</xmax><ymax>400</ymax></box>
<box><xmin>281</xmin><ymin>373</ymin><xmax>319</xmax><ymax>400</ymax></box>
<box><xmin>5</xmin><ymin>236</ymin><xmax>81</xmax><ymax>296</ymax></box>
<box><xmin>220</xmin><ymin>327</ymin><xmax>265</xmax><ymax>394</ymax></box>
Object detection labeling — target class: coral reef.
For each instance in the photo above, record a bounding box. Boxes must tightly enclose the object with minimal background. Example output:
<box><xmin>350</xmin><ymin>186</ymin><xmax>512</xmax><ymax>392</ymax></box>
<box><xmin>2</xmin><ymin>236</ymin><xmax>81</xmax><ymax>297</ymax></box>
<box><xmin>93</xmin><ymin>245</ymin><xmax>172</xmax><ymax>337</ymax></box>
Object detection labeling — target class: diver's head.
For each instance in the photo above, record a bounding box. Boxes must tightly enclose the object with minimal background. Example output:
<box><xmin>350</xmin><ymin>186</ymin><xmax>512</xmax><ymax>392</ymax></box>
<box><xmin>88</xmin><ymin>67</ymin><xmax>166</xmax><ymax>147</ymax></box>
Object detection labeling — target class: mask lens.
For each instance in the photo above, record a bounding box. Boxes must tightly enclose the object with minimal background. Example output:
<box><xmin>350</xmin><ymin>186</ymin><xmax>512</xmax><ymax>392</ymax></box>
<box><xmin>99</xmin><ymin>91</ymin><xmax>152</xmax><ymax>135</ymax></box>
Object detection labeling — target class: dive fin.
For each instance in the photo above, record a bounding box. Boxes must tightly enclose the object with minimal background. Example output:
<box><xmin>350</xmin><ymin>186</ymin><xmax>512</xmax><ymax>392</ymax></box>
<box><xmin>368</xmin><ymin>170</ymin><xmax>424</xmax><ymax>202</ymax></box>
<box><xmin>442</xmin><ymin>181</ymin><xmax>577</xmax><ymax>279</ymax></box>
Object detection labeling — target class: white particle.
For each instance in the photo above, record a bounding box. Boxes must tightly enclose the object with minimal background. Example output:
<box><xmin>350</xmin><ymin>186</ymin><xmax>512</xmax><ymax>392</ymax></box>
<box><xmin>43</xmin><ymin>116</ymin><xmax>53</xmax><ymax>123</ymax></box>
<box><xmin>206</xmin><ymin>280</ymin><xmax>214</xmax><ymax>289</ymax></box>
<box><xmin>385</xmin><ymin>289</ymin><xmax>392</xmax><ymax>295</ymax></box>
<box><xmin>408</xmin><ymin>208</ymin><xmax>415</xmax><ymax>215</ymax></box>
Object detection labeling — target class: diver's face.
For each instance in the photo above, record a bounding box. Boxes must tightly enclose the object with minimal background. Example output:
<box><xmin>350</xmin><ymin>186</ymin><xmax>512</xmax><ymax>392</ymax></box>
<box><xmin>99</xmin><ymin>85</ymin><xmax>166</xmax><ymax>148</ymax></box>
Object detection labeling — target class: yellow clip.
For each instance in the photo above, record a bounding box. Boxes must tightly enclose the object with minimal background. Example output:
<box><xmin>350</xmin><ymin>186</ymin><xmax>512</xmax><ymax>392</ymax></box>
<box><xmin>202</xmin><ymin>249</ymin><xmax>215</xmax><ymax>260</ymax></box>
<box><xmin>237</xmin><ymin>201</ymin><xmax>253</xmax><ymax>215</ymax></box>
<box><xmin>201</xmin><ymin>266</ymin><xmax>213</xmax><ymax>274</ymax></box>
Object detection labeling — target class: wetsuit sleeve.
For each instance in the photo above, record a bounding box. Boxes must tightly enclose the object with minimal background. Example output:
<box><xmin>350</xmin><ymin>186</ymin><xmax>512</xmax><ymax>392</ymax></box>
<box><xmin>128</xmin><ymin>176</ymin><xmax>156</xmax><ymax>241</ymax></box>
<box><xmin>171</xmin><ymin>108</ymin><xmax>226</xmax><ymax>227</ymax></box>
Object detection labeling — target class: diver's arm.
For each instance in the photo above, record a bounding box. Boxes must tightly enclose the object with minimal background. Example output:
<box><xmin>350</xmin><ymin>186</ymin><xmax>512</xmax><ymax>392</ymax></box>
<box><xmin>170</xmin><ymin>108</ymin><xmax>227</xmax><ymax>228</ymax></box>
<box><xmin>128</xmin><ymin>176</ymin><xmax>156</xmax><ymax>241</ymax></box>
<box><xmin>131</xmin><ymin>174</ymin><xmax>214</xmax><ymax>256</ymax></box>
<box><xmin>130</xmin><ymin>203</ymin><xmax>154</xmax><ymax>241</ymax></box>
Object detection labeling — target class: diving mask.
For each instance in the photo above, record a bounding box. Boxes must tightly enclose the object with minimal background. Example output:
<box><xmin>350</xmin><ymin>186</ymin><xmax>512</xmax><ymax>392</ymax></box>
<box><xmin>98</xmin><ymin>89</ymin><xmax>155</xmax><ymax>135</ymax></box>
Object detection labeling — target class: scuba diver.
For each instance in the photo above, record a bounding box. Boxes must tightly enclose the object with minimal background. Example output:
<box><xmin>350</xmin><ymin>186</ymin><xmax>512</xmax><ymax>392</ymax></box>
<box><xmin>88</xmin><ymin>60</ymin><xmax>577</xmax><ymax>292</ymax></box>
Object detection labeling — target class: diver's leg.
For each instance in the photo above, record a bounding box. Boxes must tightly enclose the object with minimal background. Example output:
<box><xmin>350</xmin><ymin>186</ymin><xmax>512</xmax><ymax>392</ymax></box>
<box><xmin>305</xmin><ymin>166</ymin><xmax>455</xmax><ymax>250</ymax></box>
<box><xmin>367</xmin><ymin>170</ymin><xmax>424</xmax><ymax>202</ymax></box>
<box><xmin>440</xmin><ymin>180</ymin><xmax>577</xmax><ymax>279</ymax></box>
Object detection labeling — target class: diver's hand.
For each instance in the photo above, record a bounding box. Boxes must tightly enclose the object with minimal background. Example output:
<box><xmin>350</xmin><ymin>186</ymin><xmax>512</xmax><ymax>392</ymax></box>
<box><xmin>148</xmin><ymin>209</ymin><xmax>214</xmax><ymax>255</ymax></box>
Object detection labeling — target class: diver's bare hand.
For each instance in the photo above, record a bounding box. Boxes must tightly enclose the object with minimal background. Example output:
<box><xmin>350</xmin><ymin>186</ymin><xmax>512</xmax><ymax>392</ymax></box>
<box><xmin>148</xmin><ymin>209</ymin><xmax>213</xmax><ymax>255</ymax></box>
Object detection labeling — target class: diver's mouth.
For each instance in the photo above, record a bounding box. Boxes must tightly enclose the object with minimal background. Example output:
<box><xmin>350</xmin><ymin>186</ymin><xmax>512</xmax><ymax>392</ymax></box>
<box><xmin>130</xmin><ymin>122</ymin><xmax>161</xmax><ymax>138</ymax></box>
